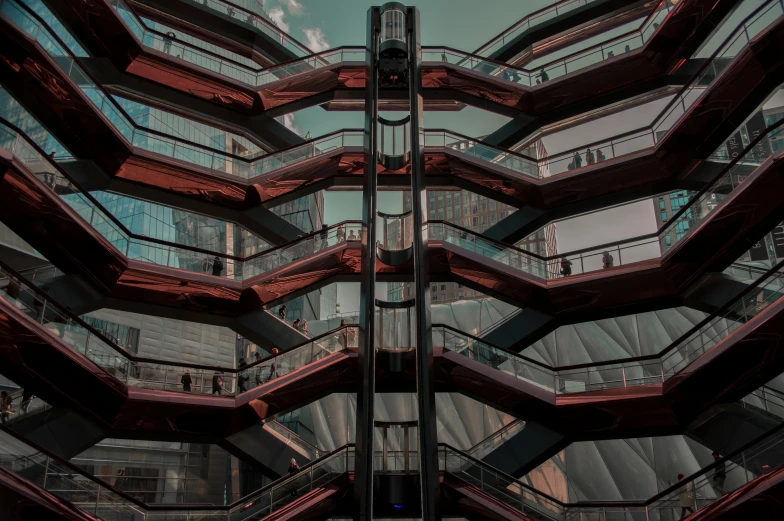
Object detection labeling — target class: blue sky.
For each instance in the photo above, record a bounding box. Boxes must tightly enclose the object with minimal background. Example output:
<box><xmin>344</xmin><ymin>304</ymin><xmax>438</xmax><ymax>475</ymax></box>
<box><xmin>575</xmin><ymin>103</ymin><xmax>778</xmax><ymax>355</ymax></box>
<box><xmin>260</xmin><ymin>0</ymin><xmax>553</xmax><ymax>314</ymax></box>
<box><xmin>266</xmin><ymin>0</ymin><xmax>554</xmax><ymax>52</ymax></box>
<box><xmin>270</xmin><ymin>0</ymin><xmax>551</xmax><ymax>140</ymax></box>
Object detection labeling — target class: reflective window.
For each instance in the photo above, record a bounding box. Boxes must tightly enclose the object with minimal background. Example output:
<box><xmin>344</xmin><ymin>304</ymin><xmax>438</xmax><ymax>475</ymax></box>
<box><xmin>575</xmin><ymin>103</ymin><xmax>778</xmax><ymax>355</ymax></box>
<box><xmin>381</xmin><ymin>9</ymin><xmax>405</xmax><ymax>43</ymax></box>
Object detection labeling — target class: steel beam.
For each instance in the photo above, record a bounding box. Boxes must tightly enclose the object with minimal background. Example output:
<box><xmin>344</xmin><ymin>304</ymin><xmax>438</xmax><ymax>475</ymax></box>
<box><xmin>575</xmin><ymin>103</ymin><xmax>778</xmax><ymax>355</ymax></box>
<box><xmin>408</xmin><ymin>6</ymin><xmax>440</xmax><ymax>520</ymax></box>
<box><xmin>353</xmin><ymin>7</ymin><xmax>379</xmax><ymax>521</ymax></box>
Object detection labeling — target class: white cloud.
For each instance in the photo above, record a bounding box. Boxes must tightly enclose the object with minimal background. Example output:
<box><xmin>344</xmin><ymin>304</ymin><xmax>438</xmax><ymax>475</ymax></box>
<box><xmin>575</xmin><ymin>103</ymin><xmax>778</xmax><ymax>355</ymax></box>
<box><xmin>268</xmin><ymin>6</ymin><xmax>289</xmax><ymax>33</ymax></box>
<box><xmin>302</xmin><ymin>27</ymin><xmax>330</xmax><ymax>52</ymax></box>
<box><xmin>277</xmin><ymin>113</ymin><xmax>300</xmax><ymax>136</ymax></box>
<box><xmin>282</xmin><ymin>0</ymin><xmax>304</xmax><ymax>15</ymax></box>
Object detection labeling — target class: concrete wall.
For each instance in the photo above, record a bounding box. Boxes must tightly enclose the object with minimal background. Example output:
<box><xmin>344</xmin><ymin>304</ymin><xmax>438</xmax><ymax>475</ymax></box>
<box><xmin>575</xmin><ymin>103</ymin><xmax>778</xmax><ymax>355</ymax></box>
<box><xmin>85</xmin><ymin>309</ymin><xmax>236</xmax><ymax>368</ymax></box>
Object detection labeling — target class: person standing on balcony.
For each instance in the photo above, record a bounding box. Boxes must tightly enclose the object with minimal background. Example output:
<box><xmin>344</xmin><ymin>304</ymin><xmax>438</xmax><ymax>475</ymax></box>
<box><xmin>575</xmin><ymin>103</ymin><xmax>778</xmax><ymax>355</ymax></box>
<box><xmin>267</xmin><ymin>348</ymin><xmax>279</xmax><ymax>381</ymax></box>
<box><xmin>0</xmin><ymin>392</ymin><xmax>12</xmax><ymax>424</ymax></box>
<box><xmin>211</xmin><ymin>256</ymin><xmax>223</xmax><ymax>276</ymax></box>
<box><xmin>114</xmin><ymin>469</ymin><xmax>130</xmax><ymax>492</ymax></box>
<box><xmin>21</xmin><ymin>388</ymin><xmax>34</xmax><ymax>414</ymax></box>
<box><xmin>586</xmin><ymin>148</ymin><xmax>595</xmax><ymax>165</ymax></box>
<box><xmin>678</xmin><ymin>474</ymin><xmax>695</xmax><ymax>518</ymax></box>
<box><xmin>292</xmin><ymin>319</ymin><xmax>301</xmax><ymax>331</ymax></box>
<box><xmin>181</xmin><ymin>370</ymin><xmax>192</xmax><ymax>393</ymax></box>
<box><xmin>237</xmin><ymin>358</ymin><xmax>249</xmax><ymax>393</ymax></box>
<box><xmin>302</xmin><ymin>320</ymin><xmax>308</xmax><ymax>336</ymax></box>
<box><xmin>602</xmin><ymin>251</ymin><xmax>614</xmax><ymax>269</ymax></box>
<box><xmin>162</xmin><ymin>32</ymin><xmax>175</xmax><ymax>54</ymax></box>
<box><xmin>291</xmin><ymin>236</ymin><xmax>304</xmax><ymax>260</ymax></box>
<box><xmin>320</xmin><ymin>224</ymin><xmax>329</xmax><ymax>250</ymax></box>
<box><xmin>212</xmin><ymin>372</ymin><xmax>224</xmax><ymax>395</ymax></box>
<box><xmin>279</xmin><ymin>305</ymin><xmax>287</xmax><ymax>321</ymax></box>
<box><xmin>573</xmin><ymin>151</ymin><xmax>582</xmax><ymax>169</ymax></box>
<box><xmin>711</xmin><ymin>452</ymin><xmax>726</xmax><ymax>495</ymax></box>
<box><xmin>560</xmin><ymin>256</ymin><xmax>573</xmax><ymax>277</ymax></box>
<box><xmin>288</xmin><ymin>458</ymin><xmax>300</xmax><ymax>498</ymax></box>
<box><xmin>339</xmin><ymin>319</ymin><xmax>348</xmax><ymax>349</ymax></box>
<box><xmin>254</xmin><ymin>352</ymin><xmax>263</xmax><ymax>386</ymax></box>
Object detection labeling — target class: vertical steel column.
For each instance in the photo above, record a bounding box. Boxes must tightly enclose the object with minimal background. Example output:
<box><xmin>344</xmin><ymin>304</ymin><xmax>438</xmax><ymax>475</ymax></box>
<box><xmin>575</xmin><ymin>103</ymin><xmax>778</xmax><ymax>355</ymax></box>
<box><xmin>353</xmin><ymin>6</ymin><xmax>379</xmax><ymax>521</ymax></box>
<box><xmin>407</xmin><ymin>6</ymin><xmax>440</xmax><ymax>520</ymax></box>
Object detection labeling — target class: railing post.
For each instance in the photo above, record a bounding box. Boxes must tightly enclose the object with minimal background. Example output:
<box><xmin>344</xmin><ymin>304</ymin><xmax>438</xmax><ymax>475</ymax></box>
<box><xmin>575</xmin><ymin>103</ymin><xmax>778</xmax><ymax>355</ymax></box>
<box><xmin>622</xmin><ymin>365</ymin><xmax>627</xmax><ymax>388</ymax></box>
<box><xmin>39</xmin><ymin>299</ymin><xmax>47</xmax><ymax>324</ymax></box>
<box><xmin>43</xmin><ymin>456</ymin><xmax>50</xmax><ymax>489</ymax></box>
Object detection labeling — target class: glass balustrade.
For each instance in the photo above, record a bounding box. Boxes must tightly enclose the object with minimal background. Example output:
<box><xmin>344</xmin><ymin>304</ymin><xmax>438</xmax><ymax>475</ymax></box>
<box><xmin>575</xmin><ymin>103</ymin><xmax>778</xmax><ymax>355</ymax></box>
<box><xmin>434</xmin><ymin>258</ymin><xmax>784</xmax><ymax>393</ymax></box>
<box><xmin>2</xmin><ymin>118</ymin><xmax>366</xmax><ymax>282</ymax></box>
<box><xmin>660</xmin><ymin>267</ymin><xmax>784</xmax><ymax>377</ymax></box>
<box><xmin>431</xmin><ymin>0</ymin><xmax>784</xmax><ymax>179</ymax></box>
<box><xmin>0</xmin><ymin>427</ymin><xmax>151</xmax><ymax>520</ymax></box>
<box><xmin>5</xmin><ymin>0</ymin><xmax>782</xmax><ymax>195</ymax></box>
<box><xmin>428</xmin><ymin>0</ymin><xmax>673</xmax><ymax>88</ymax></box>
<box><xmin>227</xmin><ymin>446</ymin><xmax>354</xmax><ymax>521</ymax></box>
<box><xmin>474</xmin><ymin>0</ymin><xmax>602</xmax><ymax>58</ymax></box>
<box><xmin>440</xmin><ymin>445</ymin><xmax>565</xmax><ymax>520</ymax></box>
<box><xmin>378</xmin><ymin>211</ymin><xmax>413</xmax><ymax>251</ymax></box>
<box><xmin>425</xmin><ymin>118</ymin><xmax>783</xmax><ymax>281</ymax></box>
<box><xmin>375</xmin><ymin>304</ymin><xmax>416</xmax><ymax>351</ymax></box>
<box><xmin>564</xmin><ymin>425</ymin><xmax>784</xmax><ymax>520</ymax></box>
<box><xmin>434</xmin><ymin>0</ymin><xmax>780</xmax><ymax>91</ymax></box>
<box><xmin>465</xmin><ymin>420</ymin><xmax>526</xmax><ymax>459</ymax></box>
<box><xmin>0</xmin><ymin>423</ymin><xmax>354</xmax><ymax>521</ymax></box>
<box><xmin>2</xmin><ymin>100</ymin><xmax>780</xmax><ymax>290</ymax></box>
<box><xmin>264</xmin><ymin>421</ymin><xmax>323</xmax><ymax>460</ymax></box>
<box><xmin>422</xmin><ymin>130</ymin><xmax>540</xmax><ymax>178</ymax></box>
<box><xmin>108</xmin><ymin>0</ymin><xmax>313</xmax><ymax>62</ymax></box>
<box><xmin>187</xmin><ymin>0</ymin><xmax>313</xmax><ymax>59</ymax></box>
<box><xmin>442</xmin><ymin>418</ymin><xmax>784</xmax><ymax>521</ymax></box>
<box><xmin>0</xmin><ymin>264</ymin><xmax>359</xmax><ymax>397</ymax></box>
<box><xmin>4</xmin><ymin>412</ymin><xmax>783</xmax><ymax>521</ymax></box>
<box><xmin>108</xmin><ymin>0</ymin><xmax>360</xmax><ymax>87</ymax></box>
<box><xmin>3</xmin><ymin>0</ymin><xmax>367</xmax><ymax>180</ymax></box>
<box><xmin>741</xmin><ymin>386</ymin><xmax>784</xmax><ymax>419</ymax></box>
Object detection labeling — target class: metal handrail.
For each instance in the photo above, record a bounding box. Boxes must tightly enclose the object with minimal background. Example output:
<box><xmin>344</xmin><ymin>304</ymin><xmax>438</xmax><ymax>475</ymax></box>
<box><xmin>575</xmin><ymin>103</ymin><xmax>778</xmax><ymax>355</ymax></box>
<box><xmin>435</xmin><ymin>256</ymin><xmax>784</xmax><ymax>373</ymax></box>
<box><xmin>441</xmin><ymin>418</ymin><xmax>784</xmax><ymax>511</ymax></box>
<box><xmin>14</xmin><ymin>0</ymin><xmax>776</xmax><ymax>181</ymax></box>
<box><xmin>127</xmin><ymin>0</ymin><xmax>313</xmax><ymax>58</ymax></box>
<box><xmin>0</xmin><ymin>257</ymin><xmax>358</xmax><ymax>375</ymax></box>
<box><xmin>472</xmin><ymin>0</ymin><xmax>654</xmax><ymax>56</ymax></box>
<box><xmin>428</xmin><ymin>117</ymin><xmax>784</xmax><ymax>264</ymax></box>
<box><xmin>0</xmin><ymin>421</ymin><xmax>353</xmax><ymax>512</ymax></box>
<box><xmin>1</xmin><ymin>115</ymin><xmax>363</xmax><ymax>265</ymax></box>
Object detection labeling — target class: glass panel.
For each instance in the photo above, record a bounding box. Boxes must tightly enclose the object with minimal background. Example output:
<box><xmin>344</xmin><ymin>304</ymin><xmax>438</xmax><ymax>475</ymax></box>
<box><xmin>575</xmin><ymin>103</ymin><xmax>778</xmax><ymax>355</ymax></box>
<box><xmin>378</xmin><ymin>212</ymin><xmax>413</xmax><ymax>251</ymax></box>
<box><xmin>0</xmin><ymin>425</ymin><xmax>355</xmax><ymax>521</ymax></box>
<box><xmin>0</xmin><ymin>260</ymin><xmax>359</xmax><ymax>398</ymax></box>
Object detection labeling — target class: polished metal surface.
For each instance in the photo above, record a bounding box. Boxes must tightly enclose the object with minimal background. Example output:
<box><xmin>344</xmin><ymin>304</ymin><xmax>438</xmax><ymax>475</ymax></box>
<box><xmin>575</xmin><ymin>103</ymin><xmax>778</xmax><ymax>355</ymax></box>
<box><xmin>354</xmin><ymin>7</ymin><xmax>380</xmax><ymax>520</ymax></box>
<box><xmin>407</xmin><ymin>6</ymin><xmax>440</xmax><ymax>520</ymax></box>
